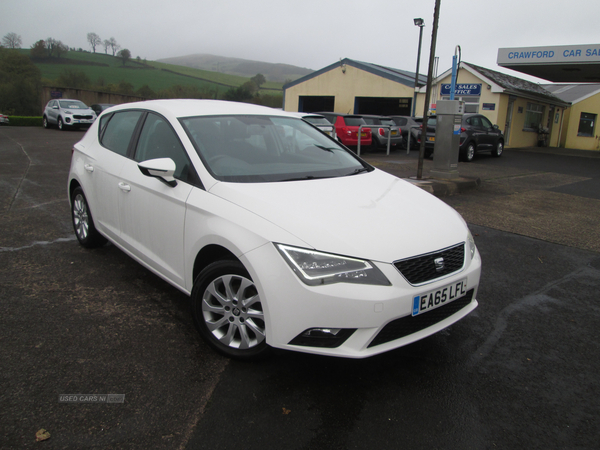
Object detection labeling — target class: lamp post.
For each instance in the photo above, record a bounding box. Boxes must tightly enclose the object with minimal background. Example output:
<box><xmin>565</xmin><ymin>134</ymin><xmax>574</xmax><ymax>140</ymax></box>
<box><xmin>411</xmin><ymin>18</ymin><xmax>425</xmax><ymax>118</ymax></box>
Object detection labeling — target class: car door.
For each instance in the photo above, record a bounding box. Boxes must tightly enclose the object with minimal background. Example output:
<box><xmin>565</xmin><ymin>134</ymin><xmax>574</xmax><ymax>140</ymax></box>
<box><xmin>479</xmin><ymin>115</ymin><xmax>500</xmax><ymax>149</ymax></box>
<box><xmin>117</xmin><ymin>112</ymin><xmax>195</xmax><ymax>288</ymax></box>
<box><xmin>88</xmin><ymin>110</ymin><xmax>144</xmax><ymax>243</ymax></box>
<box><xmin>47</xmin><ymin>100</ymin><xmax>58</xmax><ymax>124</ymax></box>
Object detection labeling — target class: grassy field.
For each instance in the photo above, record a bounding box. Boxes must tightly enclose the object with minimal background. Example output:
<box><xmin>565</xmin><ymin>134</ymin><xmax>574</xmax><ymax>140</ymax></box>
<box><xmin>20</xmin><ymin>50</ymin><xmax>284</xmax><ymax>94</ymax></box>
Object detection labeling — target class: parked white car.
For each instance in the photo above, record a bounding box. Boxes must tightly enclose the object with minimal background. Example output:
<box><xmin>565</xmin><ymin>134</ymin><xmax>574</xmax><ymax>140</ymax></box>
<box><xmin>68</xmin><ymin>99</ymin><xmax>481</xmax><ymax>360</ymax></box>
<box><xmin>43</xmin><ymin>99</ymin><xmax>96</xmax><ymax>130</ymax></box>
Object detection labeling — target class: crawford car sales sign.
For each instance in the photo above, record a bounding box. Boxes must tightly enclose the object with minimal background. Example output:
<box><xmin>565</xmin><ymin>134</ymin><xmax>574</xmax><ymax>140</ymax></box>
<box><xmin>441</xmin><ymin>84</ymin><xmax>482</xmax><ymax>96</ymax></box>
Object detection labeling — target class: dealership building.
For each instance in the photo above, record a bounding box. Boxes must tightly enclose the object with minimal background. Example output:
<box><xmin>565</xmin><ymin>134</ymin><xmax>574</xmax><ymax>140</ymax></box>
<box><xmin>283</xmin><ymin>44</ymin><xmax>600</xmax><ymax>151</ymax></box>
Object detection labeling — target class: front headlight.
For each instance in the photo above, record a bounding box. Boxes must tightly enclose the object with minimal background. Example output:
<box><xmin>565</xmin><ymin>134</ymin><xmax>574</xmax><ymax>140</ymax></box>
<box><xmin>276</xmin><ymin>244</ymin><xmax>390</xmax><ymax>286</ymax></box>
<box><xmin>467</xmin><ymin>231</ymin><xmax>476</xmax><ymax>260</ymax></box>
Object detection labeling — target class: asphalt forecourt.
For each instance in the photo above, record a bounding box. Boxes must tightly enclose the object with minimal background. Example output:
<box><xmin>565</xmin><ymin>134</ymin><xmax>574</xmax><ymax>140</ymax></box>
<box><xmin>1</xmin><ymin>126</ymin><xmax>599</xmax><ymax>449</ymax></box>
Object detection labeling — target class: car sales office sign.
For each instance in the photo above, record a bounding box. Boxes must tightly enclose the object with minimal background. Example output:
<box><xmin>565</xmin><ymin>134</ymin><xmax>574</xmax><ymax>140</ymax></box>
<box><xmin>441</xmin><ymin>84</ymin><xmax>482</xmax><ymax>96</ymax></box>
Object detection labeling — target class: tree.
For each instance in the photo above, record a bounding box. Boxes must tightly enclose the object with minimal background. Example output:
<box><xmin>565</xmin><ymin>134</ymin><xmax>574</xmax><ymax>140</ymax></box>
<box><xmin>103</xmin><ymin>39</ymin><xmax>110</xmax><ymax>54</ymax></box>
<box><xmin>2</xmin><ymin>32</ymin><xmax>22</xmax><ymax>49</ymax></box>
<box><xmin>117</xmin><ymin>48</ymin><xmax>131</xmax><ymax>66</ymax></box>
<box><xmin>223</xmin><ymin>85</ymin><xmax>253</xmax><ymax>103</ymax></box>
<box><xmin>46</xmin><ymin>38</ymin><xmax>57</xmax><ymax>57</ymax></box>
<box><xmin>107</xmin><ymin>37</ymin><xmax>120</xmax><ymax>56</ymax></box>
<box><xmin>30</xmin><ymin>40</ymin><xmax>47</xmax><ymax>58</ymax></box>
<box><xmin>251</xmin><ymin>73</ymin><xmax>266</xmax><ymax>89</ymax></box>
<box><xmin>87</xmin><ymin>33</ymin><xmax>101</xmax><ymax>53</ymax></box>
<box><xmin>136</xmin><ymin>84</ymin><xmax>156</xmax><ymax>98</ymax></box>
<box><xmin>0</xmin><ymin>48</ymin><xmax>42</xmax><ymax>115</ymax></box>
<box><xmin>54</xmin><ymin>41</ymin><xmax>69</xmax><ymax>58</ymax></box>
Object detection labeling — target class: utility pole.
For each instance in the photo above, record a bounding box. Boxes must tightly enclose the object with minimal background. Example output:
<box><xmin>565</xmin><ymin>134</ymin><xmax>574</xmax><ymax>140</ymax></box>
<box><xmin>417</xmin><ymin>0</ymin><xmax>441</xmax><ymax>180</ymax></box>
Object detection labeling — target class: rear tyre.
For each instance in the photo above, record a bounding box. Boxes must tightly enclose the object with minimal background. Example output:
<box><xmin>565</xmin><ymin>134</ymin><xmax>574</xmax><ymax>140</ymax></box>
<box><xmin>71</xmin><ymin>187</ymin><xmax>107</xmax><ymax>248</ymax></box>
<box><xmin>191</xmin><ymin>260</ymin><xmax>270</xmax><ymax>361</ymax></box>
<box><xmin>42</xmin><ymin>116</ymin><xmax>49</xmax><ymax>129</ymax></box>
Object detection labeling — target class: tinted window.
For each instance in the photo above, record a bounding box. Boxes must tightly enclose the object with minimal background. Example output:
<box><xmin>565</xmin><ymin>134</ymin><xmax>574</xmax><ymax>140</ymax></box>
<box><xmin>100</xmin><ymin>110</ymin><xmax>143</xmax><ymax>156</ymax></box>
<box><xmin>344</xmin><ymin>117</ymin><xmax>367</xmax><ymax>126</ymax></box>
<box><xmin>480</xmin><ymin>116</ymin><xmax>493</xmax><ymax>129</ymax></box>
<box><xmin>135</xmin><ymin>113</ymin><xmax>192</xmax><ymax>181</ymax></box>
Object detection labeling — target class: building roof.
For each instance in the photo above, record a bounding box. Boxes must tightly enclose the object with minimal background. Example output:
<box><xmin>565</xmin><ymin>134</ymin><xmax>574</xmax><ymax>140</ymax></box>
<box><xmin>540</xmin><ymin>83</ymin><xmax>600</xmax><ymax>104</ymax></box>
<box><xmin>283</xmin><ymin>58</ymin><xmax>427</xmax><ymax>90</ymax></box>
<box><xmin>459</xmin><ymin>62</ymin><xmax>570</xmax><ymax>107</ymax></box>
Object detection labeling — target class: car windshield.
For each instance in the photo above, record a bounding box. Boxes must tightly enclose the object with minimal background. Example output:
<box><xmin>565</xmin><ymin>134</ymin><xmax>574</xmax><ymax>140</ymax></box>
<box><xmin>180</xmin><ymin>115</ymin><xmax>371</xmax><ymax>183</ymax></box>
<box><xmin>59</xmin><ymin>100</ymin><xmax>88</xmax><ymax>109</ymax></box>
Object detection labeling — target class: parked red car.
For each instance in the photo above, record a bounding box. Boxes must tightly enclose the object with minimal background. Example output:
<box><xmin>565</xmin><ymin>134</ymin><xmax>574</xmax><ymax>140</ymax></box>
<box><xmin>318</xmin><ymin>113</ymin><xmax>372</xmax><ymax>148</ymax></box>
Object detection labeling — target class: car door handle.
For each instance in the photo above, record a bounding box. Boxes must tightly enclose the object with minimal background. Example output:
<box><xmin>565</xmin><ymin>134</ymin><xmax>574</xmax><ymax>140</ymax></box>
<box><xmin>84</xmin><ymin>164</ymin><xmax>94</xmax><ymax>173</ymax></box>
<box><xmin>118</xmin><ymin>182</ymin><xmax>131</xmax><ymax>192</ymax></box>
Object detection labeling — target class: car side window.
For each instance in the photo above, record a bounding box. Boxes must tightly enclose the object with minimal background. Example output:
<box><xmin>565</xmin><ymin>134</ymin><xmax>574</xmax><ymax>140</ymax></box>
<box><xmin>134</xmin><ymin>113</ymin><xmax>192</xmax><ymax>181</ymax></box>
<box><xmin>100</xmin><ymin>111</ymin><xmax>143</xmax><ymax>156</ymax></box>
<box><xmin>480</xmin><ymin>117</ymin><xmax>493</xmax><ymax>129</ymax></box>
<box><xmin>471</xmin><ymin>117</ymin><xmax>482</xmax><ymax>128</ymax></box>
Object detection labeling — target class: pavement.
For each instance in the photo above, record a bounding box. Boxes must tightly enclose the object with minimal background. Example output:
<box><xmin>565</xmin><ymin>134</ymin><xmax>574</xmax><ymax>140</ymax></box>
<box><xmin>362</xmin><ymin>145</ymin><xmax>600</xmax><ymax>197</ymax></box>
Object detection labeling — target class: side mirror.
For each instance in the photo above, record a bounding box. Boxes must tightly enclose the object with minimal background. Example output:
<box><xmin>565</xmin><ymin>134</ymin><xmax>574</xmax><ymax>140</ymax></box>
<box><xmin>138</xmin><ymin>158</ymin><xmax>177</xmax><ymax>187</ymax></box>
<box><xmin>493</xmin><ymin>124</ymin><xmax>499</xmax><ymax>130</ymax></box>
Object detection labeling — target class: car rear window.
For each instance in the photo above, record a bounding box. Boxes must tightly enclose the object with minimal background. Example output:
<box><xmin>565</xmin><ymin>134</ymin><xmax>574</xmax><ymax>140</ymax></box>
<box><xmin>344</xmin><ymin>117</ymin><xmax>367</xmax><ymax>126</ymax></box>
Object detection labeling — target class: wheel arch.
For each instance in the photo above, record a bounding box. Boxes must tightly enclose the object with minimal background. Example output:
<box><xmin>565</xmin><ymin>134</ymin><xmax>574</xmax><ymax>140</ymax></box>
<box><xmin>192</xmin><ymin>244</ymin><xmax>239</xmax><ymax>284</ymax></box>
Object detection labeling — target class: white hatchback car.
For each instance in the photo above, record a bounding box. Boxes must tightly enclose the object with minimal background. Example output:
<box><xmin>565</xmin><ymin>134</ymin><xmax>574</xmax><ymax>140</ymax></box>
<box><xmin>68</xmin><ymin>99</ymin><xmax>481</xmax><ymax>360</ymax></box>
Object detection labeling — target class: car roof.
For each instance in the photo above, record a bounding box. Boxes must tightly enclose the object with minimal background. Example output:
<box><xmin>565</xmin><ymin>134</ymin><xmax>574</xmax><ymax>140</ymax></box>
<box><xmin>105</xmin><ymin>99</ymin><xmax>297</xmax><ymax>119</ymax></box>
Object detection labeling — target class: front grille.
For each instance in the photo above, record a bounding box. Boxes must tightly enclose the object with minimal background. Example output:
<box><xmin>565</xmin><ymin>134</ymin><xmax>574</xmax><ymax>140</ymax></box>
<box><xmin>368</xmin><ymin>289</ymin><xmax>474</xmax><ymax>348</ymax></box>
<box><xmin>394</xmin><ymin>243</ymin><xmax>465</xmax><ymax>285</ymax></box>
<box><xmin>74</xmin><ymin>115</ymin><xmax>93</xmax><ymax>120</ymax></box>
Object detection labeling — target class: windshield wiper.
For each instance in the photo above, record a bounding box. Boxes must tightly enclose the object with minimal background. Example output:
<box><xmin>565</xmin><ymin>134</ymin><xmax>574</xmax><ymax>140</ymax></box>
<box><xmin>347</xmin><ymin>167</ymin><xmax>370</xmax><ymax>176</ymax></box>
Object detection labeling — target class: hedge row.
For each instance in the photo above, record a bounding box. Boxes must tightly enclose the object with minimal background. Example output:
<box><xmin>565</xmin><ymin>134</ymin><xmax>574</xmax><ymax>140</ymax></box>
<box><xmin>5</xmin><ymin>116</ymin><xmax>43</xmax><ymax>126</ymax></box>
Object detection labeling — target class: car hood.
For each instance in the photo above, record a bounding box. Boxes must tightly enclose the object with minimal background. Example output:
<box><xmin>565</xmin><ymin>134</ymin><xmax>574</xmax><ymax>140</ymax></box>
<box><xmin>208</xmin><ymin>170</ymin><xmax>468</xmax><ymax>263</ymax></box>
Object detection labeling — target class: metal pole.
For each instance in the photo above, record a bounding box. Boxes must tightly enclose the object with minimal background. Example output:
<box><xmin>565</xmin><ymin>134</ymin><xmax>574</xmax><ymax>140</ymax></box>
<box><xmin>411</xmin><ymin>21</ymin><xmax>424</xmax><ymax>118</ymax></box>
<box><xmin>417</xmin><ymin>0</ymin><xmax>441</xmax><ymax>180</ymax></box>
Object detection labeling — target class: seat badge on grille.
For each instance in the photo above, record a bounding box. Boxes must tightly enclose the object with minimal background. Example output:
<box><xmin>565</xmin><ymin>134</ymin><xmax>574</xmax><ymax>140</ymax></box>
<box><xmin>434</xmin><ymin>257</ymin><xmax>445</xmax><ymax>272</ymax></box>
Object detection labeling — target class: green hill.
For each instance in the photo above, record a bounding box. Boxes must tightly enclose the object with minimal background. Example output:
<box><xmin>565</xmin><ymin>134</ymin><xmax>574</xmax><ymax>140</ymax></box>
<box><xmin>20</xmin><ymin>49</ymin><xmax>284</xmax><ymax>95</ymax></box>
<box><xmin>157</xmin><ymin>54</ymin><xmax>313</xmax><ymax>83</ymax></box>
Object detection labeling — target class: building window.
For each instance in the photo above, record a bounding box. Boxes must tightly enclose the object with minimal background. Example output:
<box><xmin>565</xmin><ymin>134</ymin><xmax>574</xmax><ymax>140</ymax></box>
<box><xmin>440</xmin><ymin>95</ymin><xmax>479</xmax><ymax>113</ymax></box>
<box><xmin>524</xmin><ymin>103</ymin><xmax>545</xmax><ymax>131</ymax></box>
<box><xmin>577</xmin><ymin>112</ymin><xmax>596</xmax><ymax>137</ymax></box>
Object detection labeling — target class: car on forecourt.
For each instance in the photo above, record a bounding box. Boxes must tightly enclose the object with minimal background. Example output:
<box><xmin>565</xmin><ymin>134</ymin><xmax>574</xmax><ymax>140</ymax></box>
<box><xmin>389</xmin><ymin>115</ymin><xmax>422</xmax><ymax>150</ymax></box>
<box><xmin>418</xmin><ymin>113</ymin><xmax>504</xmax><ymax>161</ymax></box>
<box><xmin>43</xmin><ymin>99</ymin><xmax>96</xmax><ymax>130</ymax></box>
<box><xmin>68</xmin><ymin>99</ymin><xmax>481</xmax><ymax>360</ymax></box>
<box><xmin>359</xmin><ymin>115</ymin><xmax>403</xmax><ymax>150</ymax></box>
<box><xmin>318</xmin><ymin>112</ymin><xmax>373</xmax><ymax>149</ymax></box>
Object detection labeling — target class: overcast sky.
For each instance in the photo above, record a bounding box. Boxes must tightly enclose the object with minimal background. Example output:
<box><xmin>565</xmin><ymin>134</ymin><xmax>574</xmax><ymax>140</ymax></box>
<box><xmin>3</xmin><ymin>0</ymin><xmax>599</xmax><ymax>83</ymax></box>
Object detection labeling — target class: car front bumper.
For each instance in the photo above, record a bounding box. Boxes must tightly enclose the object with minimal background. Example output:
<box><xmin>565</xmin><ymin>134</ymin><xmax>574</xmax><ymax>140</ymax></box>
<box><xmin>242</xmin><ymin>242</ymin><xmax>481</xmax><ymax>358</ymax></box>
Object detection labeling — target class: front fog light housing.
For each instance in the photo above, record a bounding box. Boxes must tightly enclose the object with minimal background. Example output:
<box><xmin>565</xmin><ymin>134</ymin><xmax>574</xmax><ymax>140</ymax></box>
<box><xmin>276</xmin><ymin>244</ymin><xmax>390</xmax><ymax>286</ymax></box>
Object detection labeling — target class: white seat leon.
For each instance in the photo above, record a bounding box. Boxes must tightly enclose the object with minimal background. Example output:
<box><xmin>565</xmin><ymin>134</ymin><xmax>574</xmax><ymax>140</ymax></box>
<box><xmin>68</xmin><ymin>99</ymin><xmax>481</xmax><ymax>360</ymax></box>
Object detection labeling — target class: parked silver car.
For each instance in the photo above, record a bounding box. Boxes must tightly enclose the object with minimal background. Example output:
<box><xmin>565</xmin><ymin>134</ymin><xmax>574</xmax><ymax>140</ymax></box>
<box><xmin>43</xmin><ymin>99</ymin><xmax>96</xmax><ymax>130</ymax></box>
<box><xmin>359</xmin><ymin>115</ymin><xmax>403</xmax><ymax>150</ymax></box>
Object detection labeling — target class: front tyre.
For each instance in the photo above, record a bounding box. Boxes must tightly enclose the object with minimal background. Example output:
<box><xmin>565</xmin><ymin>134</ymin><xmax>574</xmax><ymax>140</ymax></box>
<box><xmin>58</xmin><ymin>117</ymin><xmax>65</xmax><ymax>131</ymax></box>
<box><xmin>71</xmin><ymin>187</ymin><xmax>107</xmax><ymax>248</ymax></box>
<box><xmin>492</xmin><ymin>141</ymin><xmax>503</xmax><ymax>157</ymax></box>
<box><xmin>191</xmin><ymin>260</ymin><xmax>270</xmax><ymax>360</ymax></box>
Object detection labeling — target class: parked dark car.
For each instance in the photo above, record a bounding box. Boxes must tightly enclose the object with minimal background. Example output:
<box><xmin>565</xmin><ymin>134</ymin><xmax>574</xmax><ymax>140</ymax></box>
<box><xmin>418</xmin><ymin>113</ymin><xmax>504</xmax><ymax>161</ymax></box>
<box><xmin>318</xmin><ymin>112</ymin><xmax>372</xmax><ymax>149</ymax></box>
<box><xmin>389</xmin><ymin>116</ymin><xmax>422</xmax><ymax>150</ymax></box>
<box><xmin>359</xmin><ymin>115</ymin><xmax>403</xmax><ymax>150</ymax></box>
<box><xmin>90</xmin><ymin>104</ymin><xmax>115</xmax><ymax>116</ymax></box>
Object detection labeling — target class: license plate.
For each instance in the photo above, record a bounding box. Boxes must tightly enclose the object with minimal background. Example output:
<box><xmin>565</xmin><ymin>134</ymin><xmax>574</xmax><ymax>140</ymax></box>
<box><xmin>361</xmin><ymin>132</ymin><xmax>367</xmax><ymax>137</ymax></box>
<box><xmin>391</xmin><ymin>130</ymin><xmax>398</xmax><ymax>135</ymax></box>
<box><xmin>428</xmin><ymin>136</ymin><xmax>435</xmax><ymax>142</ymax></box>
<box><xmin>412</xmin><ymin>279</ymin><xmax>467</xmax><ymax>316</ymax></box>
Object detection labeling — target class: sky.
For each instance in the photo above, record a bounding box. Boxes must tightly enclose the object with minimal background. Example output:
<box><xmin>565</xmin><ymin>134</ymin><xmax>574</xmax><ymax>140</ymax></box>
<box><xmin>2</xmin><ymin>0</ymin><xmax>599</xmax><ymax>83</ymax></box>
